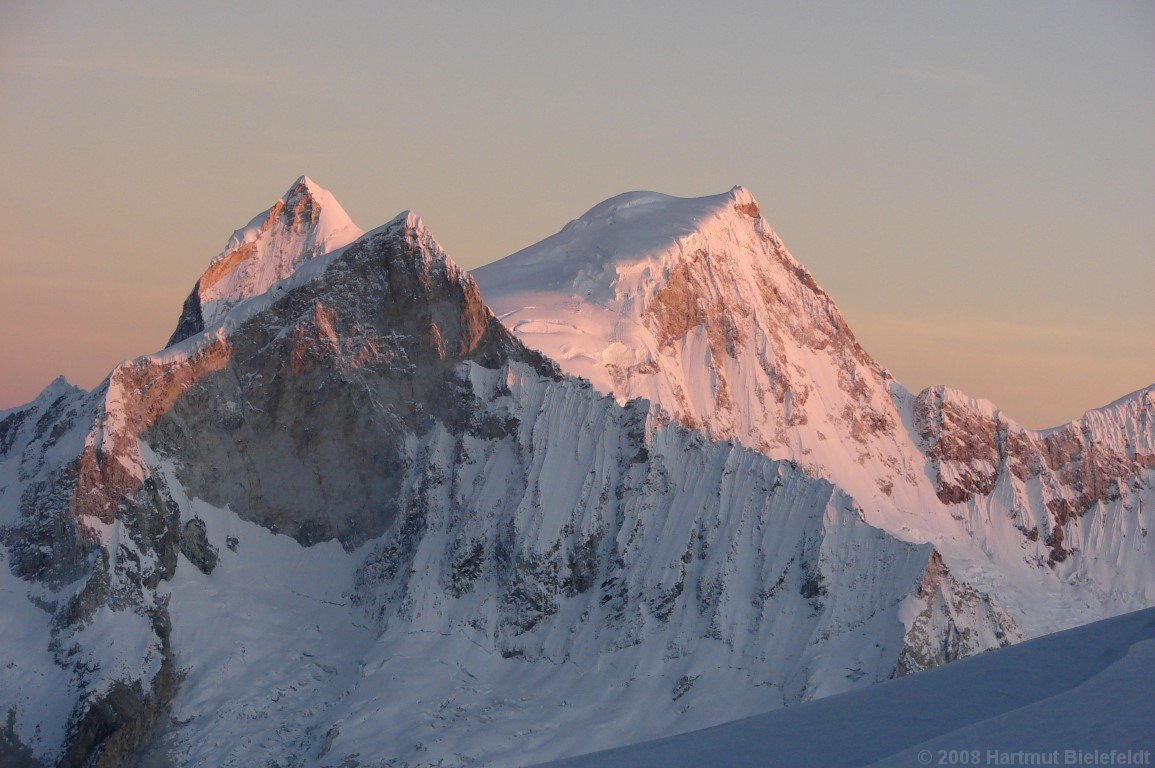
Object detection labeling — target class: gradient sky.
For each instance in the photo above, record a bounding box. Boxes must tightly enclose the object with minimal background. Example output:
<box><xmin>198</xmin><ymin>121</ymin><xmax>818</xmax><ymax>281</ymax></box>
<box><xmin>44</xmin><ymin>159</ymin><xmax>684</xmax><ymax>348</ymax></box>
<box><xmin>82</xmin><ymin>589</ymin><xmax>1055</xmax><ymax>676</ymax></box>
<box><xmin>1</xmin><ymin>1</ymin><xmax>1152</xmax><ymax>428</ymax></box>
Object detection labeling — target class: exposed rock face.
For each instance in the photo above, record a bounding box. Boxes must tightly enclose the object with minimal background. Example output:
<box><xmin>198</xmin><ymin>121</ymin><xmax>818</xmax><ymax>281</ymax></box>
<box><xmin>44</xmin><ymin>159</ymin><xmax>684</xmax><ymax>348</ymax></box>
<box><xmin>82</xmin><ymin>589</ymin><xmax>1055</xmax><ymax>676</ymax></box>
<box><xmin>0</xmin><ymin>182</ymin><xmax>1016</xmax><ymax>767</ymax></box>
<box><xmin>0</xmin><ymin>379</ymin><xmax>178</xmax><ymax>768</ymax></box>
<box><xmin>179</xmin><ymin>518</ymin><xmax>217</xmax><ymax>575</ymax></box>
<box><xmin>149</xmin><ymin>214</ymin><xmax>551</xmax><ymax>548</ymax></box>
<box><xmin>914</xmin><ymin>385</ymin><xmax>1155</xmax><ymax>564</ymax></box>
<box><xmin>144</xmin><ymin>351</ymin><xmax>1005</xmax><ymax>765</ymax></box>
<box><xmin>895</xmin><ymin>551</ymin><xmax>1019</xmax><ymax>676</ymax></box>
<box><xmin>71</xmin><ymin>341</ymin><xmax>233</xmax><ymax>526</ymax></box>
<box><xmin>167</xmin><ymin>289</ymin><xmax>204</xmax><ymax>350</ymax></box>
<box><xmin>59</xmin><ymin>656</ymin><xmax>177</xmax><ymax>768</ymax></box>
<box><xmin>475</xmin><ymin>188</ymin><xmax>896</xmax><ymax>464</ymax></box>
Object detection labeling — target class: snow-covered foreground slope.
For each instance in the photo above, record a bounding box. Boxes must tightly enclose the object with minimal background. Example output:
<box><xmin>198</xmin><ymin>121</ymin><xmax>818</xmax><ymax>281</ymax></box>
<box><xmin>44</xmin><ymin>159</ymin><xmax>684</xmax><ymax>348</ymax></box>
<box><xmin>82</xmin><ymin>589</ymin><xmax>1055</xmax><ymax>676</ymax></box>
<box><xmin>539</xmin><ymin>607</ymin><xmax>1155</xmax><ymax>768</ymax></box>
<box><xmin>473</xmin><ymin>188</ymin><xmax>1155</xmax><ymax>637</ymax></box>
<box><xmin>0</xmin><ymin>182</ymin><xmax>1015</xmax><ymax>766</ymax></box>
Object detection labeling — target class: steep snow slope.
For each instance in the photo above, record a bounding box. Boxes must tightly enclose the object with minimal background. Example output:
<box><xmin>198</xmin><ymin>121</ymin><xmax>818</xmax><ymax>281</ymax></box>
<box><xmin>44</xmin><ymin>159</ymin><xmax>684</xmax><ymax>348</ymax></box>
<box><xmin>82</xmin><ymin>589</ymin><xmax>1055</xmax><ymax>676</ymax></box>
<box><xmin>473</xmin><ymin>188</ymin><xmax>1155</xmax><ymax>636</ymax></box>
<box><xmin>539</xmin><ymin>607</ymin><xmax>1155</xmax><ymax>768</ymax></box>
<box><xmin>0</xmin><ymin>376</ymin><xmax>174</xmax><ymax>766</ymax></box>
<box><xmin>474</xmin><ymin>187</ymin><xmax>882</xmax><ymax>446</ymax></box>
<box><xmin>143</xmin><ymin>384</ymin><xmax>1010</xmax><ymax>767</ymax></box>
<box><xmin>0</xmin><ymin>379</ymin><xmax>121</xmax><ymax>762</ymax></box>
<box><xmin>0</xmin><ymin>189</ymin><xmax>1014</xmax><ymax>767</ymax></box>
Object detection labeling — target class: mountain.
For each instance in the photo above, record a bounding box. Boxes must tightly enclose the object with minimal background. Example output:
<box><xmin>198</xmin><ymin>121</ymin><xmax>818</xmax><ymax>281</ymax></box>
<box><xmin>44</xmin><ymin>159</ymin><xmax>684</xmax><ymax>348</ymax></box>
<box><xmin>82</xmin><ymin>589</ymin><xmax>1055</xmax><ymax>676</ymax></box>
<box><xmin>537</xmin><ymin>606</ymin><xmax>1155</xmax><ymax>768</ymax></box>
<box><xmin>0</xmin><ymin>180</ymin><xmax>1015</xmax><ymax>767</ymax></box>
<box><xmin>167</xmin><ymin>176</ymin><xmax>364</xmax><ymax>346</ymax></box>
<box><xmin>473</xmin><ymin>187</ymin><xmax>1155</xmax><ymax>638</ymax></box>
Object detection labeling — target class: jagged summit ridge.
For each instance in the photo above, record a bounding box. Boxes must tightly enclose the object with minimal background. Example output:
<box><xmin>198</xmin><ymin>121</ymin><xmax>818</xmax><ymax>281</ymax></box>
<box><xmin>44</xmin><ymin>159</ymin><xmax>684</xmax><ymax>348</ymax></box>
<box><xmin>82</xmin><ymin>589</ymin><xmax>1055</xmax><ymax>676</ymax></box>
<box><xmin>214</xmin><ymin>175</ymin><xmax>356</xmax><ymax>259</ymax></box>
<box><xmin>166</xmin><ymin>176</ymin><xmax>364</xmax><ymax>347</ymax></box>
<box><xmin>1</xmin><ymin>177</ymin><xmax>1148</xmax><ymax>766</ymax></box>
<box><xmin>360</xmin><ymin>208</ymin><xmax>466</xmax><ymax>282</ymax></box>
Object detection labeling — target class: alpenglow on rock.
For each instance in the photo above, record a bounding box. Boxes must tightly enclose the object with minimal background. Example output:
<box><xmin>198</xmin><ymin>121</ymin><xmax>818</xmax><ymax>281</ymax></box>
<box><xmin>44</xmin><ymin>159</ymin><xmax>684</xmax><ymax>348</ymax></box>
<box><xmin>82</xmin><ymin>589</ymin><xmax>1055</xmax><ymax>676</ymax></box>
<box><xmin>0</xmin><ymin>177</ymin><xmax>1142</xmax><ymax>767</ymax></box>
<box><xmin>167</xmin><ymin>175</ymin><xmax>364</xmax><ymax>347</ymax></box>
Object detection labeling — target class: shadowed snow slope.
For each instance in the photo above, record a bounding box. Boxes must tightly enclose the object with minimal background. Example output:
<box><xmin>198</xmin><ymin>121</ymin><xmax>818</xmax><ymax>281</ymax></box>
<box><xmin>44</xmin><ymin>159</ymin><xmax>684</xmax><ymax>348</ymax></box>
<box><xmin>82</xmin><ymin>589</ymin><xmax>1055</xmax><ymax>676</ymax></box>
<box><xmin>539</xmin><ymin>607</ymin><xmax>1155</xmax><ymax>768</ymax></box>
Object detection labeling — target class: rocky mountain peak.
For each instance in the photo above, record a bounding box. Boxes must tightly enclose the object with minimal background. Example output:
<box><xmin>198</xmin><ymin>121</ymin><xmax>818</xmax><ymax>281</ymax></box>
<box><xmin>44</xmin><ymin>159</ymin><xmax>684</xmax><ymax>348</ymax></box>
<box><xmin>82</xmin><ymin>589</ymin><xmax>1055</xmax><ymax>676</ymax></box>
<box><xmin>29</xmin><ymin>375</ymin><xmax>80</xmax><ymax>408</ymax></box>
<box><xmin>362</xmin><ymin>209</ymin><xmax>458</xmax><ymax>279</ymax></box>
<box><xmin>166</xmin><ymin>176</ymin><xmax>364</xmax><ymax>347</ymax></box>
<box><xmin>216</xmin><ymin>175</ymin><xmax>358</xmax><ymax>255</ymax></box>
<box><xmin>282</xmin><ymin>174</ymin><xmax>324</xmax><ymax>205</ymax></box>
<box><xmin>98</xmin><ymin>207</ymin><xmax>549</xmax><ymax>549</ymax></box>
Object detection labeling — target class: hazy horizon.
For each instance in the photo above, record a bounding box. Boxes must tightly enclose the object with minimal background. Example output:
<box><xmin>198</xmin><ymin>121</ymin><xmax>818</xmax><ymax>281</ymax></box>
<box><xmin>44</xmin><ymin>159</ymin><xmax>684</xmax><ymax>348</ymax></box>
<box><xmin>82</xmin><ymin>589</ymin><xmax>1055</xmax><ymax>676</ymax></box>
<box><xmin>2</xmin><ymin>1</ymin><xmax>1152</xmax><ymax>428</ymax></box>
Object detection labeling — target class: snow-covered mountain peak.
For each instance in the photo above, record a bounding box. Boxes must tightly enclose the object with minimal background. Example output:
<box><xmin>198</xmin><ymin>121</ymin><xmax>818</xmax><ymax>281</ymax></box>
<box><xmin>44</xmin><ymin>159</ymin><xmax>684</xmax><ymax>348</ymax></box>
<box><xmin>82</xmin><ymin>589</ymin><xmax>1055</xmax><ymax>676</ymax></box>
<box><xmin>287</xmin><ymin>173</ymin><xmax>324</xmax><ymax>198</ymax></box>
<box><xmin>488</xmin><ymin>188</ymin><xmax>764</xmax><ymax>298</ymax></box>
<box><xmin>39</xmin><ymin>374</ymin><xmax>79</xmax><ymax>401</ymax></box>
<box><xmin>0</xmin><ymin>184</ymin><xmax>1021</xmax><ymax>764</ymax></box>
<box><xmin>0</xmin><ymin>375</ymin><xmax>81</xmax><ymax>423</ymax></box>
<box><xmin>4</xmin><ymin>180</ymin><xmax>1148</xmax><ymax>766</ymax></box>
<box><xmin>215</xmin><ymin>175</ymin><xmax>358</xmax><ymax>260</ymax></box>
<box><xmin>506</xmin><ymin>186</ymin><xmax>778</xmax><ymax>298</ymax></box>
<box><xmin>1052</xmin><ymin>383</ymin><xmax>1155</xmax><ymax>436</ymax></box>
<box><xmin>166</xmin><ymin>176</ymin><xmax>364</xmax><ymax>347</ymax></box>
<box><xmin>473</xmin><ymin>185</ymin><xmax>883</xmax><ymax>445</ymax></box>
<box><xmin>573</xmin><ymin>185</ymin><xmax>756</xmax><ymax>225</ymax></box>
<box><xmin>473</xmin><ymin>188</ymin><xmax>1155</xmax><ymax>638</ymax></box>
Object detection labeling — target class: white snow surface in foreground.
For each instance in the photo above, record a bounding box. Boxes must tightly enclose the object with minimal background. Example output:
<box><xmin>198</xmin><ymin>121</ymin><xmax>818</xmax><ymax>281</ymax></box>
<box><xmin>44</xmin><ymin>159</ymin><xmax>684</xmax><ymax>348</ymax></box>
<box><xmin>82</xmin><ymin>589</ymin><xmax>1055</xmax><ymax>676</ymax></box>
<box><xmin>540</xmin><ymin>607</ymin><xmax>1155</xmax><ymax>768</ymax></box>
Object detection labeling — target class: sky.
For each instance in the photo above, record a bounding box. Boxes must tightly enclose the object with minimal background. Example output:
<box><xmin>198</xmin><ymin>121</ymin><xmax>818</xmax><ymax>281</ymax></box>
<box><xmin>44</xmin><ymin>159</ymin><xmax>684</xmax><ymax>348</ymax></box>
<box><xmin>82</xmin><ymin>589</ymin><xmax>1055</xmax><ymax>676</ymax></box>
<box><xmin>0</xmin><ymin>1</ymin><xmax>1151</xmax><ymax>428</ymax></box>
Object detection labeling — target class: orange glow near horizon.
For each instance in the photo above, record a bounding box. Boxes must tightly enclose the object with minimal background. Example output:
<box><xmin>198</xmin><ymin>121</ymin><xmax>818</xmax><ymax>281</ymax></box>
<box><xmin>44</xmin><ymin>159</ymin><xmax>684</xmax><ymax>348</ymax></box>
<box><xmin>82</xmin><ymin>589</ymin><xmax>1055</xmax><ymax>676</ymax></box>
<box><xmin>1</xmin><ymin>3</ymin><xmax>1152</xmax><ymax>428</ymax></box>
